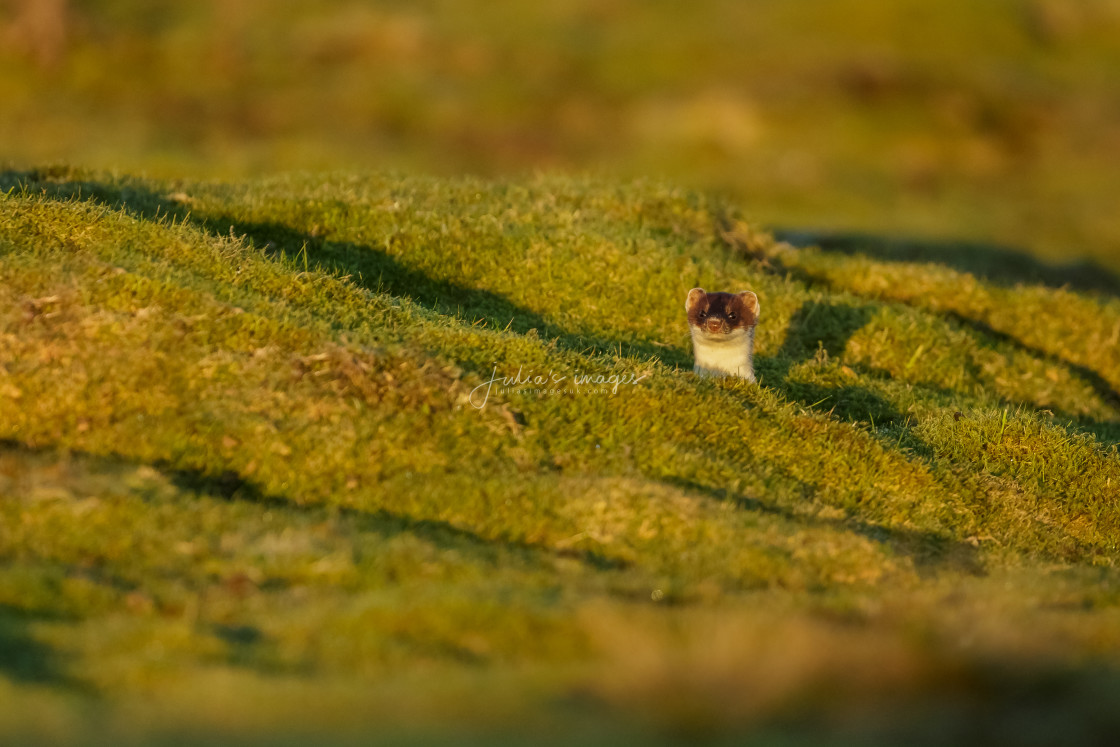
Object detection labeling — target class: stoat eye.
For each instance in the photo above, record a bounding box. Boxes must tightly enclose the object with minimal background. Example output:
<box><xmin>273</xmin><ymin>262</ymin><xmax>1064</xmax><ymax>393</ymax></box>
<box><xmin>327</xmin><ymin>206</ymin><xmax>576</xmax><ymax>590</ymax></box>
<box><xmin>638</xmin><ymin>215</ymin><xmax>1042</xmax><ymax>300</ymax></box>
<box><xmin>728</xmin><ymin>312</ymin><xmax>736</xmax><ymax>320</ymax></box>
<box><xmin>698</xmin><ymin>311</ymin><xmax>707</xmax><ymax>319</ymax></box>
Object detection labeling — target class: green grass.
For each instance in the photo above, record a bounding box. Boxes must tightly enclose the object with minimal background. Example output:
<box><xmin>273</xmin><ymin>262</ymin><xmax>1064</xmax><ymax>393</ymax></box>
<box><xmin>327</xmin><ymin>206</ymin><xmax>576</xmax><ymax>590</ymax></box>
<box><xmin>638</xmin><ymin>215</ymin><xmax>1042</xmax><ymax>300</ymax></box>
<box><xmin>4</xmin><ymin>0</ymin><xmax>1120</xmax><ymax>267</ymax></box>
<box><xmin>3</xmin><ymin>168</ymin><xmax>1120</xmax><ymax>744</ymax></box>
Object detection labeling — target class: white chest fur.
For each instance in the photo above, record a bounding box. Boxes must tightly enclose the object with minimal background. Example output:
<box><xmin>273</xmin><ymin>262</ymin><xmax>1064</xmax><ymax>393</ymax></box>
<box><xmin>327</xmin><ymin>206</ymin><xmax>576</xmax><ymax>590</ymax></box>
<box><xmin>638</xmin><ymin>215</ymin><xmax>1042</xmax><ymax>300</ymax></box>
<box><xmin>690</xmin><ymin>327</ymin><xmax>755</xmax><ymax>382</ymax></box>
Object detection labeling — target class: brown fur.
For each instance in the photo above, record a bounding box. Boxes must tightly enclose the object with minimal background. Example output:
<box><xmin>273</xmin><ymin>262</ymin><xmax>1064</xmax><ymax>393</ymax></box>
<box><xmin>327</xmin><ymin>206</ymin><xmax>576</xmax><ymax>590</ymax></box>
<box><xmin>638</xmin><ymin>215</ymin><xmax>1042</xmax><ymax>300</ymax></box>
<box><xmin>685</xmin><ymin>289</ymin><xmax>759</xmax><ymax>334</ymax></box>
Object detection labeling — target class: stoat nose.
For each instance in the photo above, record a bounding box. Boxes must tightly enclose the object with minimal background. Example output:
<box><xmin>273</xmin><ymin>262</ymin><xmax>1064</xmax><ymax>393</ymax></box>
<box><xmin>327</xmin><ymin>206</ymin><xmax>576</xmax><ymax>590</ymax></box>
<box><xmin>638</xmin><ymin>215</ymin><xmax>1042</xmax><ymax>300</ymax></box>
<box><xmin>705</xmin><ymin>318</ymin><xmax>723</xmax><ymax>333</ymax></box>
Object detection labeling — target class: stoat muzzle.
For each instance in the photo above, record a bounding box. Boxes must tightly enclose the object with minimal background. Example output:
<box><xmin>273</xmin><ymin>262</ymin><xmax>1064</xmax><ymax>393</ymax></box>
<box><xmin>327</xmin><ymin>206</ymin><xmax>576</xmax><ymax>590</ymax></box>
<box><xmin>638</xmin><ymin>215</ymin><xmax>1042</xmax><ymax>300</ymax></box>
<box><xmin>685</xmin><ymin>287</ymin><xmax>760</xmax><ymax>381</ymax></box>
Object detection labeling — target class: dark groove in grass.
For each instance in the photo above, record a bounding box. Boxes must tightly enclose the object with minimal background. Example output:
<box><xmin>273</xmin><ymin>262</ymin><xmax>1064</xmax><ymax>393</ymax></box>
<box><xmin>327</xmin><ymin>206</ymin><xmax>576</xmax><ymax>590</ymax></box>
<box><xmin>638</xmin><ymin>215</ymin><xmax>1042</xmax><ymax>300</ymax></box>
<box><xmin>952</xmin><ymin>313</ymin><xmax>1120</xmax><ymax>408</ymax></box>
<box><xmin>199</xmin><ymin>216</ymin><xmax>690</xmax><ymax>370</ymax></box>
<box><xmin>3</xmin><ymin>172</ymin><xmax>689</xmax><ymax>371</ymax></box>
<box><xmin>665</xmin><ymin>479</ymin><xmax>985</xmax><ymax>578</ymax></box>
<box><xmin>163</xmin><ymin>465</ymin><xmax>629</xmax><ymax>572</ymax></box>
<box><xmin>205</xmin><ymin>217</ymin><xmax>559</xmax><ymax>337</ymax></box>
<box><xmin>2</xmin><ymin>437</ymin><xmax>628</xmax><ymax>579</ymax></box>
<box><xmin>0</xmin><ymin>603</ymin><xmax>89</xmax><ymax>692</ymax></box>
<box><xmin>753</xmin><ymin>301</ymin><xmax>943</xmax><ymax>463</ymax></box>
<box><xmin>731</xmin><ymin>231</ymin><xmax>1120</xmax><ymax>448</ymax></box>
<box><xmin>759</xmin><ymin>300</ymin><xmax>909</xmax><ymax>428</ymax></box>
<box><xmin>775</xmin><ymin>229</ymin><xmax>1120</xmax><ymax>298</ymax></box>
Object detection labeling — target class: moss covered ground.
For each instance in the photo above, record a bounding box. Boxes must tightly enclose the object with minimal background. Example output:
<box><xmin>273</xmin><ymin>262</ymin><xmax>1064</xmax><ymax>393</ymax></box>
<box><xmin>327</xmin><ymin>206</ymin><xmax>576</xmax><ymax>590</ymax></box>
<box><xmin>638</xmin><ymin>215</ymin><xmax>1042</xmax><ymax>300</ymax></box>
<box><xmin>2</xmin><ymin>169</ymin><xmax>1120</xmax><ymax>743</ymax></box>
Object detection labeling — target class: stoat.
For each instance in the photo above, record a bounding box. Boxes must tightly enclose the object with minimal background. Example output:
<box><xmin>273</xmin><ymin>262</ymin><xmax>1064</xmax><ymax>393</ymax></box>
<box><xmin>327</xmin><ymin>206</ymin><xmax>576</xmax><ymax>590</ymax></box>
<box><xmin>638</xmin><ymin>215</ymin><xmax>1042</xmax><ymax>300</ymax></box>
<box><xmin>685</xmin><ymin>288</ymin><xmax>760</xmax><ymax>381</ymax></box>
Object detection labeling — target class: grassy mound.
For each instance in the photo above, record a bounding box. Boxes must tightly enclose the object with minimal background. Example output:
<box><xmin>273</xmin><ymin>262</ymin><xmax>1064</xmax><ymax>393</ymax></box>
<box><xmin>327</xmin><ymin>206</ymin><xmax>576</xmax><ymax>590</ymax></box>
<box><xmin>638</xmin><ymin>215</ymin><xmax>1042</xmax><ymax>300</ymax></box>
<box><xmin>2</xmin><ymin>168</ymin><xmax>1120</xmax><ymax>744</ymax></box>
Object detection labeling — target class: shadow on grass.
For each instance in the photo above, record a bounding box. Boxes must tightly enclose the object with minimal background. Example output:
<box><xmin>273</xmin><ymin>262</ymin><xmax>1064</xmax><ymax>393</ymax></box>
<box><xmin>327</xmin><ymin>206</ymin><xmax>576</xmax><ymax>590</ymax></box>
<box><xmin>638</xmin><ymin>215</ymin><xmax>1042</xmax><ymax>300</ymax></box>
<box><xmin>5</xmin><ymin>171</ymin><xmax>936</xmax><ymax>465</ymax></box>
<box><xmin>782</xmin><ymin>265</ymin><xmax>1120</xmax><ymax>447</ymax></box>
<box><xmin>11</xmin><ymin>172</ymin><xmax>1114</xmax><ymax>540</ymax></box>
<box><xmin>0</xmin><ymin>440</ymin><xmax>629</xmax><ymax>675</ymax></box>
<box><xmin>198</xmin><ymin>214</ymin><xmax>689</xmax><ymax>368</ymax></box>
<box><xmin>724</xmin><ymin>222</ymin><xmax>1120</xmax><ymax>447</ymax></box>
<box><xmin>942</xmin><ymin>311</ymin><xmax>1120</xmax><ymax>445</ymax></box>
<box><xmin>756</xmin><ymin>296</ymin><xmax>1120</xmax><ymax>448</ymax></box>
<box><xmin>774</xmin><ymin>229</ymin><xmax>1120</xmax><ymax>298</ymax></box>
<box><xmin>0</xmin><ymin>604</ymin><xmax>85</xmax><ymax>690</ymax></box>
<box><xmin>2</xmin><ymin>172</ymin><xmax>953</xmax><ymax>557</ymax></box>
<box><xmin>756</xmin><ymin>301</ymin><xmax>932</xmax><ymax>456</ymax></box>
<box><xmin>1</xmin><ymin>170</ymin><xmax>688</xmax><ymax>371</ymax></box>
<box><xmin>164</xmin><ymin>465</ymin><xmax>628</xmax><ymax>572</ymax></box>
<box><xmin>665</xmin><ymin>478</ymin><xmax>984</xmax><ymax>578</ymax></box>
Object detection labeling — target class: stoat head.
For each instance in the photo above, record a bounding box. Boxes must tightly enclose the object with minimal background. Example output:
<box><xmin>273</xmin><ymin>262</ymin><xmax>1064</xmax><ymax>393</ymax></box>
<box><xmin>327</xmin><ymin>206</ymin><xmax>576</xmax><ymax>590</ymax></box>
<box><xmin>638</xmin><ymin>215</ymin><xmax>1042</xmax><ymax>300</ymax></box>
<box><xmin>685</xmin><ymin>288</ymin><xmax>760</xmax><ymax>338</ymax></box>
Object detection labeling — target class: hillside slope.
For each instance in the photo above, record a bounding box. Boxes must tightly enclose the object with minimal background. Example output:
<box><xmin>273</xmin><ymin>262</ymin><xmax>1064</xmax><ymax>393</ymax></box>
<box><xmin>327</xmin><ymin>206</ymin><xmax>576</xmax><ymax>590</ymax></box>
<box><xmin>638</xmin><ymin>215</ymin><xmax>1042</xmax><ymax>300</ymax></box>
<box><xmin>2</xmin><ymin>169</ymin><xmax>1120</xmax><ymax>744</ymax></box>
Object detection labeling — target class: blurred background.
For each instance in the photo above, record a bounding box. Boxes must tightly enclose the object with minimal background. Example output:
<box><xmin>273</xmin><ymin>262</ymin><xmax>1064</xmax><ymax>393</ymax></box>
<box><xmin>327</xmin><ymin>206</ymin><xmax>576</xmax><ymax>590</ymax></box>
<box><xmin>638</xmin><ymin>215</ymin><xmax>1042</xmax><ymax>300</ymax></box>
<box><xmin>2</xmin><ymin>0</ymin><xmax>1119</xmax><ymax>266</ymax></box>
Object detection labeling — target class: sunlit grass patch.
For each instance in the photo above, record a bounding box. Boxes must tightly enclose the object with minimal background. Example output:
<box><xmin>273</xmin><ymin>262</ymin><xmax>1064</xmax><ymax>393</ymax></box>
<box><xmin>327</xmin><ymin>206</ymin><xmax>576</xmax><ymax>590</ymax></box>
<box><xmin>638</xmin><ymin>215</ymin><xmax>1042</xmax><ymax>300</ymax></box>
<box><xmin>3</xmin><ymin>170</ymin><xmax>1120</xmax><ymax>744</ymax></box>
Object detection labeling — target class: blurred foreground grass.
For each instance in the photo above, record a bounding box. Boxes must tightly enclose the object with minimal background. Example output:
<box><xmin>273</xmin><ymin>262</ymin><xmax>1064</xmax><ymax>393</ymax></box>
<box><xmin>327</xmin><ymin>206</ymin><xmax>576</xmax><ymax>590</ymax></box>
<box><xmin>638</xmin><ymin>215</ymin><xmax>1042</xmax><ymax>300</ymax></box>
<box><xmin>2</xmin><ymin>168</ymin><xmax>1120</xmax><ymax>743</ymax></box>
<box><xmin>2</xmin><ymin>0</ymin><xmax>1120</xmax><ymax>264</ymax></box>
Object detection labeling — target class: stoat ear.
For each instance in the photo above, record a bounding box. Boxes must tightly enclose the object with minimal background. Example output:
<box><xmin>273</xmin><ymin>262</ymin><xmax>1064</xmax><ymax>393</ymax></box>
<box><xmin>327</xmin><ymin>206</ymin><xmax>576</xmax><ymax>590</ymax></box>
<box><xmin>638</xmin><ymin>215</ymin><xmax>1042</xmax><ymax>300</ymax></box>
<box><xmin>737</xmin><ymin>290</ymin><xmax>760</xmax><ymax>321</ymax></box>
<box><xmin>686</xmin><ymin>288</ymin><xmax>706</xmax><ymax>312</ymax></box>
